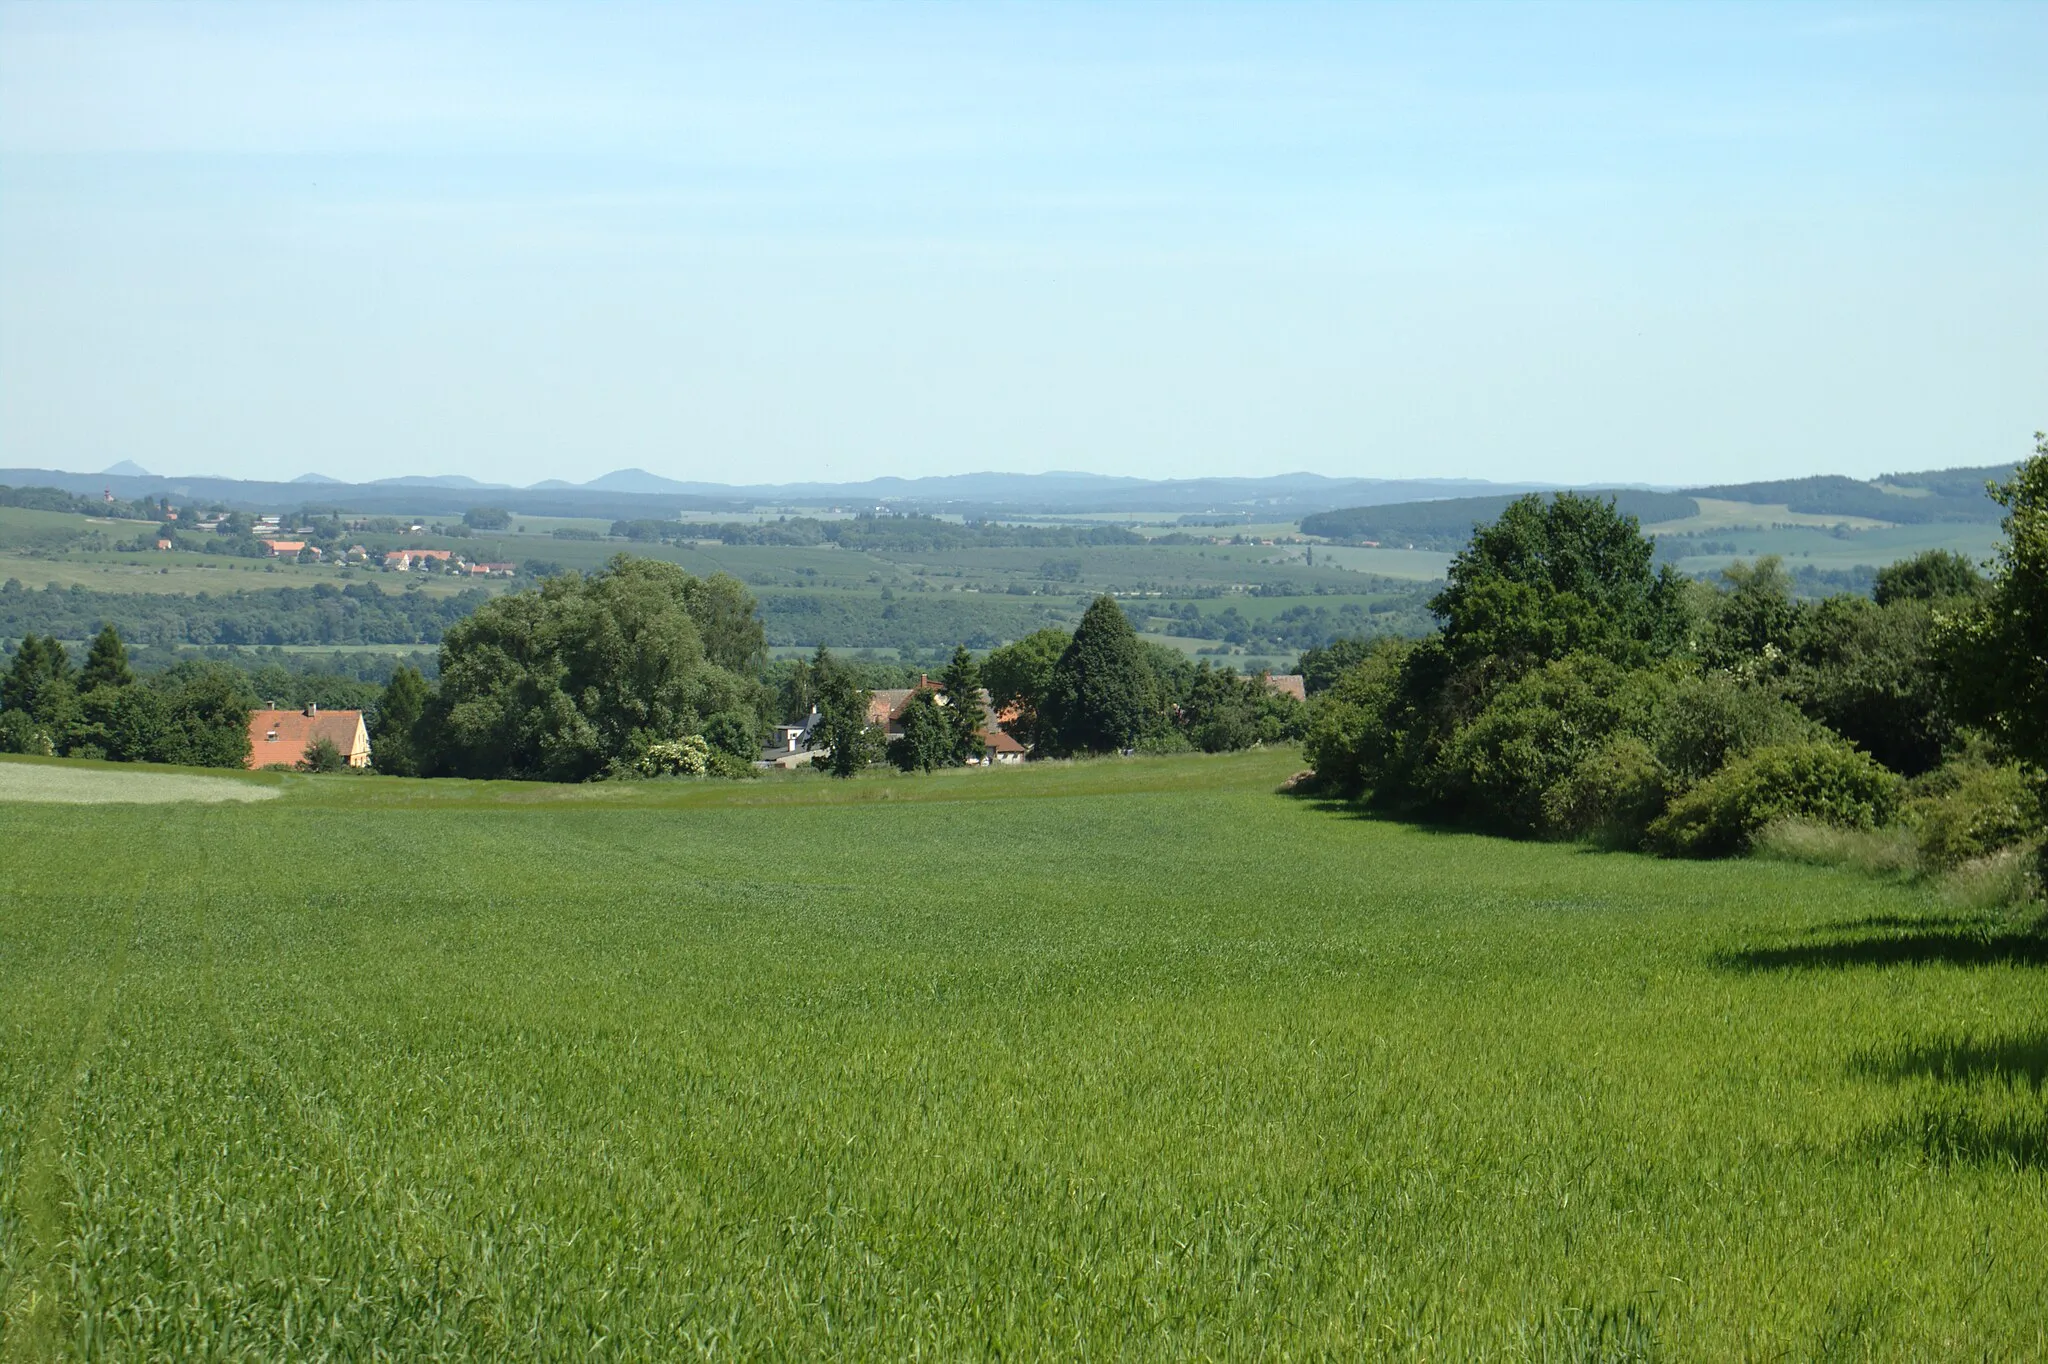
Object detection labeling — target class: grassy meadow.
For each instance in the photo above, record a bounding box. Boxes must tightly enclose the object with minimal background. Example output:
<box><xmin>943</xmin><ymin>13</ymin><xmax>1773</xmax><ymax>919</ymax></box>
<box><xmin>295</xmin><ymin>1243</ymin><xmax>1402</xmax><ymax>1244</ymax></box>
<box><xmin>1</xmin><ymin>750</ymin><xmax>2044</xmax><ymax>1357</ymax></box>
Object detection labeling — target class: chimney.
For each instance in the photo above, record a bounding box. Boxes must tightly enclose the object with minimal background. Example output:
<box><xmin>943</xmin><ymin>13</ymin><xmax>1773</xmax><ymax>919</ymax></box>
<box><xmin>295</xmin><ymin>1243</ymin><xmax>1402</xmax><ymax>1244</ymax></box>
<box><xmin>304</xmin><ymin>702</ymin><xmax>318</xmax><ymax>717</ymax></box>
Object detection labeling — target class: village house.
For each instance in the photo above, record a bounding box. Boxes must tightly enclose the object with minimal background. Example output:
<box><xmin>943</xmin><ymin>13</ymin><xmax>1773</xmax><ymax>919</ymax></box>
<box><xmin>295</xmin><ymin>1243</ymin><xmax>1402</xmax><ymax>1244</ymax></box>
<box><xmin>467</xmin><ymin>561</ymin><xmax>516</xmax><ymax>577</ymax></box>
<box><xmin>866</xmin><ymin>679</ymin><xmax>1028</xmax><ymax>764</ymax></box>
<box><xmin>258</xmin><ymin>538</ymin><xmax>311</xmax><ymax>558</ymax></box>
<box><xmin>383</xmin><ymin>548</ymin><xmax>454</xmax><ymax>571</ymax></box>
<box><xmin>245</xmin><ymin>704</ymin><xmax>372</xmax><ymax>769</ymax></box>
<box><xmin>1262</xmin><ymin>673</ymin><xmax>1307</xmax><ymax>703</ymax></box>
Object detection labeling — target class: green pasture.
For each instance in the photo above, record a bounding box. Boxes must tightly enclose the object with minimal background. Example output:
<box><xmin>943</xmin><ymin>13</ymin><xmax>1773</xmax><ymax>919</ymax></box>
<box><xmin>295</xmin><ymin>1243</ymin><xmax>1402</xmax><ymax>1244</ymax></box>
<box><xmin>1646</xmin><ymin>498</ymin><xmax>1898</xmax><ymax>533</ymax></box>
<box><xmin>1</xmin><ymin>750</ymin><xmax>2043</xmax><ymax>1357</ymax></box>
<box><xmin>0</xmin><ymin>550</ymin><xmax>485</xmax><ymax>599</ymax></box>
<box><xmin>1663</xmin><ymin>522</ymin><xmax>2006</xmax><ymax>578</ymax></box>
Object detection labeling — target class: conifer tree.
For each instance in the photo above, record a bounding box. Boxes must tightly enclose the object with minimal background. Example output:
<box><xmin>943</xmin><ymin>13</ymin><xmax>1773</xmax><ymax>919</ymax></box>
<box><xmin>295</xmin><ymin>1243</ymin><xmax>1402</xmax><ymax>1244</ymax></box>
<box><xmin>371</xmin><ymin>665</ymin><xmax>430</xmax><ymax>776</ymax></box>
<box><xmin>938</xmin><ymin>645</ymin><xmax>986</xmax><ymax>763</ymax></box>
<box><xmin>1043</xmin><ymin>596</ymin><xmax>1158</xmax><ymax>755</ymax></box>
<box><xmin>81</xmin><ymin>624</ymin><xmax>134</xmax><ymax>692</ymax></box>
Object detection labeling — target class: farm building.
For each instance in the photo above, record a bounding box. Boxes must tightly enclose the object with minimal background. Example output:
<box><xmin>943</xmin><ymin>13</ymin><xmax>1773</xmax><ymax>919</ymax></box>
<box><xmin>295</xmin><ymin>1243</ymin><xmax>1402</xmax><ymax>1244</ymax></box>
<box><xmin>258</xmin><ymin>539</ymin><xmax>310</xmax><ymax>558</ymax></box>
<box><xmin>245</xmin><ymin>705</ymin><xmax>372</xmax><ymax>769</ymax></box>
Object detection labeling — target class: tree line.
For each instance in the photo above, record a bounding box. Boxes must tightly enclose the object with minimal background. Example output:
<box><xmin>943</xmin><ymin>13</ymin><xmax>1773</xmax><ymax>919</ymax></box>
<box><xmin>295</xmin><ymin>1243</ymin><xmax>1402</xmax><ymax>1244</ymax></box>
<box><xmin>1300</xmin><ymin>437</ymin><xmax>2048</xmax><ymax>891</ymax></box>
<box><xmin>610</xmin><ymin>512</ymin><xmax>1144</xmax><ymax>551</ymax></box>
<box><xmin>789</xmin><ymin>594</ymin><xmax>1307</xmax><ymax>777</ymax></box>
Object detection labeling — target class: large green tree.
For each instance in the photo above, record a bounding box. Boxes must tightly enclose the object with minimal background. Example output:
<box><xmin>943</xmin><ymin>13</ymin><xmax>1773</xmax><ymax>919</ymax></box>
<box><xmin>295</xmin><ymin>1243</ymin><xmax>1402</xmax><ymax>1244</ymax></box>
<box><xmin>427</xmin><ymin>555</ymin><xmax>761</xmax><ymax>781</ymax></box>
<box><xmin>1938</xmin><ymin>435</ymin><xmax>2048</xmax><ymax>771</ymax></box>
<box><xmin>1431</xmin><ymin>493</ymin><xmax>1688</xmax><ymax>680</ymax></box>
<box><xmin>1873</xmin><ymin>549</ymin><xmax>1986</xmax><ymax>607</ymax></box>
<box><xmin>981</xmin><ymin>627</ymin><xmax>1069</xmax><ymax>749</ymax></box>
<box><xmin>1042</xmin><ymin>596</ymin><xmax>1158</xmax><ymax>755</ymax></box>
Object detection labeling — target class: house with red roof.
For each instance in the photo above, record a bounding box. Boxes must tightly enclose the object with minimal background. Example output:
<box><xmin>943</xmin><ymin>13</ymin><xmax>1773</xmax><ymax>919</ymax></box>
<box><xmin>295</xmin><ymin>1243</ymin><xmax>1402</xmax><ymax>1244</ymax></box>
<box><xmin>245</xmin><ymin>704</ymin><xmax>372</xmax><ymax>769</ymax></box>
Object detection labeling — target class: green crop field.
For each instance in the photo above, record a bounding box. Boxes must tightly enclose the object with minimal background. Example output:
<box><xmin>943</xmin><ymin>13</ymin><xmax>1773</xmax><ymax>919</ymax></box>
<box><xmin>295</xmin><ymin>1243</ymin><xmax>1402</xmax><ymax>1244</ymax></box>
<box><xmin>2</xmin><ymin>749</ymin><xmax>2043</xmax><ymax>1357</ymax></box>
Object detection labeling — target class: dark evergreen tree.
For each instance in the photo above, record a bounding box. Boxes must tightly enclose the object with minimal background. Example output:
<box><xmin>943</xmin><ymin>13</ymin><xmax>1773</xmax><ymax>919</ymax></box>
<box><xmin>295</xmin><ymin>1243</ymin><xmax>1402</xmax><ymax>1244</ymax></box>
<box><xmin>1043</xmin><ymin>596</ymin><xmax>1158</xmax><ymax>755</ymax></box>
<box><xmin>937</xmin><ymin>646</ymin><xmax>986</xmax><ymax>763</ymax></box>
<box><xmin>370</xmin><ymin>665</ymin><xmax>430</xmax><ymax>776</ymax></box>
<box><xmin>81</xmin><ymin>624</ymin><xmax>135</xmax><ymax>691</ymax></box>
<box><xmin>811</xmin><ymin>649</ymin><xmax>880</xmax><ymax>777</ymax></box>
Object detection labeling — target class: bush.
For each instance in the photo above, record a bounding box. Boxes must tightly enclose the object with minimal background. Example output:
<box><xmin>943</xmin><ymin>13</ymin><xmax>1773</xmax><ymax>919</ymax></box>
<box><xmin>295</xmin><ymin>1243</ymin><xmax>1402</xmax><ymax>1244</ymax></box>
<box><xmin>1649</xmin><ymin>672</ymin><xmax>1813</xmax><ymax>790</ymax></box>
<box><xmin>639</xmin><ymin>735</ymin><xmax>712</xmax><ymax>777</ymax></box>
<box><xmin>0</xmin><ymin>709</ymin><xmax>54</xmax><ymax>756</ymax></box>
<box><xmin>1647</xmin><ymin>740</ymin><xmax>1902</xmax><ymax>858</ymax></box>
<box><xmin>1429</xmin><ymin>655</ymin><xmax>1647</xmax><ymax>836</ymax></box>
<box><xmin>1910</xmin><ymin>763</ymin><xmax>2043</xmax><ymax>871</ymax></box>
<box><xmin>301</xmin><ymin>736</ymin><xmax>348</xmax><ymax>773</ymax></box>
<box><xmin>1542</xmin><ymin>735</ymin><xmax>1668</xmax><ymax>847</ymax></box>
<box><xmin>1299</xmin><ymin>639</ymin><xmax>1414</xmax><ymax>798</ymax></box>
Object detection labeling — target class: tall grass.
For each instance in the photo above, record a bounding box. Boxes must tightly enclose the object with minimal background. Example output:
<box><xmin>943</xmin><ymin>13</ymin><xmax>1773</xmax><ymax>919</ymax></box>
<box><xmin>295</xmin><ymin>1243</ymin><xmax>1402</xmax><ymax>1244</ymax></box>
<box><xmin>1755</xmin><ymin>816</ymin><xmax>2043</xmax><ymax>911</ymax></box>
<box><xmin>1</xmin><ymin>750</ymin><xmax>2045</xmax><ymax>1357</ymax></box>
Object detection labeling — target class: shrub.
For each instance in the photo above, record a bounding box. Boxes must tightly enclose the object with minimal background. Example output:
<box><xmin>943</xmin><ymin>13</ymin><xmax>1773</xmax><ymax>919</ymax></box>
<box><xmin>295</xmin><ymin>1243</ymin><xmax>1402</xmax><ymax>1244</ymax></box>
<box><xmin>639</xmin><ymin>735</ymin><xmax>712</xmax><ymax>777</ymax></box>
<box><xmin>1299</xmin><ymin>639</ymin><xmax>1414</xmax><ymax>797</ymax></box>
<box><xmin>1910</xmin><ymin>763</ymin><xmax>2043</xmax><ymax>871</ymax></box>
<box><xmin>1430</xmin><ymin>655</ymin><xmax>1646</xmax><ymax>836</ymax></box>
<box><xmin>1542</xmin><ymin>735</ymin><xmax>1668</xmax><ymax>847</ymax></box>
<box><xmin>1649</xmin><ymin>672</ymin><xmax>1813</xmax><ymax>790</ymax></box>
<box><xmin>301</xmin><ymin>736</ymin><xmax>348</xmax><ymax>773</ymax></box>
<box><xmin>1647</xmin><ymin>740</ymin><xmax>1902</xmax><ymax>858</ymax></box>
<box><xmin>0</xmin><ymin>709</ymin><xmax>54</xmax><ymax>756</ymax></box>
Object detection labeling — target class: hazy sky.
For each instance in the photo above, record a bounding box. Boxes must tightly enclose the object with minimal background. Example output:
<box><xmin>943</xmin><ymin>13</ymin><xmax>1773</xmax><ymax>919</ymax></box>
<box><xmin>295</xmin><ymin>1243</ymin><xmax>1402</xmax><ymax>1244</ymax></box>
<box><xmin>1</xmin><ymin>1</ymin><xmax>2041</xmax><ymax>487</ymax></box>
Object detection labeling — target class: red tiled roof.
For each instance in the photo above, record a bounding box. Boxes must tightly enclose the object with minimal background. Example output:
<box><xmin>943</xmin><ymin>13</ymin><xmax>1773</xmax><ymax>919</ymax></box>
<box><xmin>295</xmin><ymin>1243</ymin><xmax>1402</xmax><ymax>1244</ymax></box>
<box><xmin>982</xmin><ymin>726</ymin><xmax>1027</xmax><ymax>753</ymax></box>
<box><xmin>1263</xmin><ymin>673</ymin><xmax>1307</xmax><ymax>702</ymax></box>
<box><xmin>246</xmin><ymin>709</ymin><xmax>370</xmax><ymax>768</ymax></box>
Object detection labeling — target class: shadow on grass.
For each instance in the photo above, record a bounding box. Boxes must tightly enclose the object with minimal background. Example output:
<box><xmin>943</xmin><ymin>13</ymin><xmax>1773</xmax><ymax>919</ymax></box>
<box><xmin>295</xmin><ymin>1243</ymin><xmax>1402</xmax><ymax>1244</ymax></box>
<box><xmin>1860</xmin><ymin>1099</ymin><xmax>2048</xmax><ymax>1170</ymax></box>
<box><xmin>1850</xmin><ymin>1031</ymin><xmax>2048</xmax><ymax>1169</ymax></box>
<box><xmin>1851</xmin><ymin>1031</ymin><xmax>2048</xmax><ymax>1088</ymax></box>
<box><xmin>1716</xmin><ymin>912</ymin><xmax>2048</xmax><ymax>973</ymax></box>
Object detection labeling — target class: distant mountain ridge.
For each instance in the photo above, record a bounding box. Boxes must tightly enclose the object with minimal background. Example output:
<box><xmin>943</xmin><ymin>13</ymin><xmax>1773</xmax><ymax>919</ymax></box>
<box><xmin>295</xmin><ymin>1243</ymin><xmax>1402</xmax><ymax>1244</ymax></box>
<box><xmin>0</xmin><ymin>461</ymin><xmax>2018</xmax><ymax>525</ymax></box>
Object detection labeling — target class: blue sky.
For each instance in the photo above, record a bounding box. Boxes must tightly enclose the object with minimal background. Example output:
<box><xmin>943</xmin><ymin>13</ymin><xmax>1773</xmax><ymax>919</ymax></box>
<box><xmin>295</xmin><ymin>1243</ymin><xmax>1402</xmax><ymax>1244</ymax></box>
<box><xmin>0</xmin><ymin>1</ymin><xmax>2041</xmax><ymax>487</ymax></box>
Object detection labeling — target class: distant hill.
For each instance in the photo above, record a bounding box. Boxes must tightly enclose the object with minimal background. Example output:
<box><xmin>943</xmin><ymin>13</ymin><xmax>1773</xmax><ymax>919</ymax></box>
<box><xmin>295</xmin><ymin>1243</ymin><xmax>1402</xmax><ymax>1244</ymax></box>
<box><xmin>1300</xmin><ymin>463</ymin><xmax>2019</xmax><ymax>547</ymax></box>
<box><xmin>101</xmin><ymin>460</ymin><xmax>151</xmax><ymax>477</ymax></box>
<box><xmin>292</xmin><ymin>472</ymin><xmax>344</xmax><ymax>485</ymax></box>
<box><xmin>1687</xmin><ymin>467</ymin><xmax>2014</xmax><ymax>524</ymax></box>
<box><xmin>1301</xmin><ymin>490</ymin><xmax>1699</xmax><ymax>549</ymax></box>
<box><xmin>369</xmin><ymin>474</ymin><xmax>514</xmax><ymax>490</ymax></box>
<box><xmin>0</xmin><ymin>466</ymin><xmax>1563</xmax><ymax>518</ymax></box>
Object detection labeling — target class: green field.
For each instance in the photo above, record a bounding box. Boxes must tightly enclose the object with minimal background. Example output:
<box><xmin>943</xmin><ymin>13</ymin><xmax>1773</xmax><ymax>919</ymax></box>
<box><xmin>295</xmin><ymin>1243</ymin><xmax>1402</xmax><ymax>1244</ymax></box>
<box><xmin>2</xmin><ymin>750</ymin><xmax>2043</xmax><ymax>1357</ymax></box>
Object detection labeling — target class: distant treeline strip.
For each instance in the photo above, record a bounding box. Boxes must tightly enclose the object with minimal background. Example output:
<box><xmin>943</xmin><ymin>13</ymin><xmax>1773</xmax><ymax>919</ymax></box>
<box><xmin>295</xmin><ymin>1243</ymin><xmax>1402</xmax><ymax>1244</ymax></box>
<box><xmin>0</xmin><ymin>580</ymin><xmax>488</xmax><ymax>649</ymax></box>
<box><xmin>1301</xmin><ymin>491</ymin><xmax>1700</xmax><ymax>549</ymax></box>
<box><xmin>612</xmin><ymin>513</ymin><xmax>1145</xmax><ymax>552</ymax></box>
